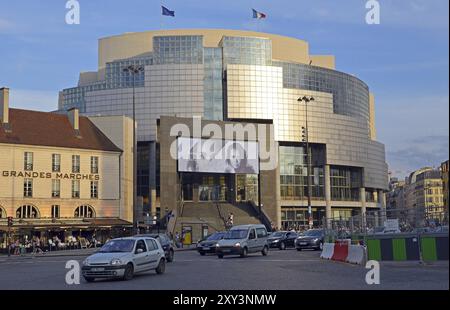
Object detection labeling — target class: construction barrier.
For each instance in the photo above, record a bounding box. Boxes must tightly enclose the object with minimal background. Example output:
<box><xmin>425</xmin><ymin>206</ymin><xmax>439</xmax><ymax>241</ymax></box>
<box><xmin>366</xmin><ymin>233</ymin><xmax>448</xmax><ymax>261</ymax></box>
<box><xmin>331</xmin><ymin>240</ymin><xmax>349</xmax><ymax>262</ymax></box>
<box><xmin>320</xmin><ymin>243</ymin><xmax>335</xmax><ymax>260</ymax></box>
<box><xmin>346</xmin><ymin>245</ymin><xmax>366</xmax><ymax>265</ymax></box>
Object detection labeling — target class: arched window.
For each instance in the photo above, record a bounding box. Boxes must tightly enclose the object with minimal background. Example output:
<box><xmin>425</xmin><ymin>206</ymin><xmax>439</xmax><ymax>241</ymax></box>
<box><xmin>0</xmin><ymin>206</ymin><xmax>6</xmax><ymax>218</ymax></box>
<box><xmin>16</xmin><ymin>205</ymin><xmax>40</xmax><ymax>218</ymax></box>
<box><xmin>74</xmin><ymin>205</ymin><xmax>95</xmax><ymax>218</ymax></box>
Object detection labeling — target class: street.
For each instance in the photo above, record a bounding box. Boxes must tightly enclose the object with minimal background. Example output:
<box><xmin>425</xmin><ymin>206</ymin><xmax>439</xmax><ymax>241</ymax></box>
<box><xmin>0</xmin><ymin>249</ymin><xmax>448</xmax><ymax>290</ymax></box>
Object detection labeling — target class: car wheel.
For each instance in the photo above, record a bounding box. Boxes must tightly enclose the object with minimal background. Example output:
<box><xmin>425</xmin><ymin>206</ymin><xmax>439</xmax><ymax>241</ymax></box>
<box><xmin>240</xmin><ymin>247</ymin><xmax>248</xmax><ymax>258</ymax></box>
<box><xmin>167</xmin><ymin>249</ymin><xmax>174</xmax><ymax>262</ymax></box>
<box><xmin>279</xmin><ymin>242</ymin><xmax>286</xmax><ymax>250</ymax></box>
<box><xmin>156</xmin><ymin>259</ymin><xmax>166</xmax><ymax>274</ymax></box>
<box><xmin>218</xmin><ymin>254</ymin><xmax>224</xmax><ymax>259</ymax></box>
<box><xmin>84</xmin><ymin>276</ymin><xmax>95</xmax><ymax>283</ymax></box>
<box><xmin>199</xmin><ymin>251</ymin><xmax>206</xmax><ymax>256</ymax></box>
<box><xmin>296</xmin><ymin>247</ymin><xmax>302</xmax><ymax>251</ymax></box>
<box><xmin>261</xmin><ymin>246</ymin><xmax>269</xmax><ymax>256</ymax></box>
<box><xmin>123</xmin><ymin>263</ymin><xmax>134</xmax><ymax>281</ymax></box>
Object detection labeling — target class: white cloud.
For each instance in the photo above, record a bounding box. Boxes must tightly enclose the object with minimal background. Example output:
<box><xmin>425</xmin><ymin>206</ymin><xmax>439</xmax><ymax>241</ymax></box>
<box><xmin>8</xmin><ymin>89</ymin><xmax>59</xmax><ymax>112</ymax></box>
<box><xmin>0</xmin><ymin>18</ymin><xmax>13</xmax><ymax>33</ymax></box>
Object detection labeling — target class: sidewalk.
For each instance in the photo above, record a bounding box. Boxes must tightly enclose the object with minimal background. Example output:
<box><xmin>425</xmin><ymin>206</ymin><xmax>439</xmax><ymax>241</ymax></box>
<box><xmin>174</xmin><ymin>244</ymin><xmax>197</xmax><ymax>251</ymax></box>
<box><xmin>0</xmin><ymin>248</ymin><xmax>98</xmax><ymax>261</ymax></box>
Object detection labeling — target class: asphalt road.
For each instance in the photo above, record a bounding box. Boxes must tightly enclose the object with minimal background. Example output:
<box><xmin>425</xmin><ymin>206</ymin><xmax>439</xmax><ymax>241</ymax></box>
<box><xmin>0</xmin><ymin>248</ymin><xmax>448</xmax><ymax>290</ymax></box>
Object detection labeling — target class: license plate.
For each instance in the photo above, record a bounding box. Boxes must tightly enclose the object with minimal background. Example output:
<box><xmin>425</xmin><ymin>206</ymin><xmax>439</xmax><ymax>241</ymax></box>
<box><xmin>299</xmin><ymin>242</ymin><xmax>307</xmax><ymax>245</ymax></box>
<box><xmin>222</xmin><ymin>249</ymin><xmax>231</xmax><ymax>253</ymax></box>
<box><xmin>91</xmin><ymin>267</ymin><xmax>104</xmax><ymax>272</ymax></box>
<box><xmin>203</xmin><ymin>247</ymin><xmax>210</xmax><ymax>251</ymax></box>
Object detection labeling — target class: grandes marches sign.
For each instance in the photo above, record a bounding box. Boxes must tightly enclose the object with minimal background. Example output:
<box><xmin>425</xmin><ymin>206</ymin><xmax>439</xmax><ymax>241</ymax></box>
<box><xmin>1</xmin><ymin>171</ymin><xmax>100</xmax><ymax>180</ymax></box>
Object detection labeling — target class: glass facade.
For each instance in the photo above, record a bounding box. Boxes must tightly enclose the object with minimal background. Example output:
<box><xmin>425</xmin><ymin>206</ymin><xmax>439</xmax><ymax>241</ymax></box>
<box><xmin>221</xmin><ymin>36</ymin><xmax>272</xmax><ymax>66</ymax></box>
<box><xmin>203</xmin><ymin>48</ymin><xmax>223</xmax><ymax>120</ymax></box>
<box><xmin>273</xmin><ymin>61</ymin><xmax>370</xmax><ymax>119</ymax></box>
<box><xmin>330</xmin><ymin>166</ymin><xmax>362</xmax><ymax>201</ymax></box>
<box><xmin>279</xmin><ymin>145</ymin><xmax>325</xmax><ymax>201</ymax></box>
<box><xmin>154</xmin><ymin>35</ymin><xmax>203</xmax><ymax>65</ymax></box>
<box><xmin>59</xmin><ymin>30</ymin><xmax>388</xmax><ymax>218</ymax></box>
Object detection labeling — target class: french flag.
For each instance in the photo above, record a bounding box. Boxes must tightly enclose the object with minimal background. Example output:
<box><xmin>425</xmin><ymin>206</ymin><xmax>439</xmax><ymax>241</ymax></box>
<box><xmin>252</xmin><ymin>8</ymin><xmax>266</xmax><ymax>19</ymax></box>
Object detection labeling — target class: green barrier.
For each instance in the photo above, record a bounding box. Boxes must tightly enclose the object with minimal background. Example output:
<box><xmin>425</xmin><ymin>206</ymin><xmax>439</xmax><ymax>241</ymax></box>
<box><xmin>392</xmin><ymin>238</ymin><xmax>407</xmax><ymax>261</ymax></box>
<box><xmin>421</xmin><ymin>237</ymin><xmax>437</xmax><ymax>261</ymax></box>
<box><xmin>367</xmin><ymin>239</ymin><xmax>381</xmax><ymax>261</ymax></box>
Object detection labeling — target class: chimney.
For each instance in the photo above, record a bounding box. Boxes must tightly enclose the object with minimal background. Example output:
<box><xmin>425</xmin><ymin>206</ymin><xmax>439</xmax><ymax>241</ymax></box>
<box><xmin>0</xmin><ymin>87</ymin><xmax>9</xmax><ymax>125</ymax></box>
<box><xmin>67</xmin><ymin>107</ymin><xmax>80</xmax><ymax>131</ymax></box>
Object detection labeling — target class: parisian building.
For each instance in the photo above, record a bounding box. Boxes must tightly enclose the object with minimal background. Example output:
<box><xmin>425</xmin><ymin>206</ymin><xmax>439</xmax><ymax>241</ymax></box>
<box><xmin>0</xmin><ymin>87</ymin><xmax>134</xmax><ymax>248</ymax></box>
<box><xmin>404</xmin><ymin>167</ymin><xmax>445</xmax><ymax>222</ymax></box>
<box><xmin>441</xmin><ymin>160</ymin><xmax>449</xmax><ymax>213</ymax></box>
<box><xmin>58</xmin><ymin>29</ymin><xmax>389</xmax><ymax>238</ymax></box>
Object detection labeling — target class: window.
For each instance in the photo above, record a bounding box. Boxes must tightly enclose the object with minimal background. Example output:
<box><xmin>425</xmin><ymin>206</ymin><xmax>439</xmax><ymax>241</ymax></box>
<box><xmin>91</xmin><ymin>156</ymin><xmax>99</xmax><ymax>174</ymax></box>
<box><xmin>52</xmin><ymin>154</ymin><xmax>61</xmax><ymax>172</ymax></box>
<box><xmin>256</xmin><ymin>228</ymin><xmax>267</xmax><ymax>238</ymax></box>
<box><xmin>51</xmin><ymin>205</ymin><xmax>60</xmax><ymax>218</ymax></box>
<box><xmin>135</xmin><ymin>240</ymin><xmax>147</xmax><ymax>252</ymax></box>
<box><xmin>0</xmin><ymin>206</ymin><xmax>5</xmax><ymax>218</ymax></box>
<box><xmin>249</xmin><ymin>229</ymin><xmax>256</xmax><ymax>239</ymax></box>
<box><xmin>72</xmin><ymin>180</ymin><xmax>80</xmax><ymax>198</ymax></box>
<box><xmin>145</xmin><ymin>239</ymin><xmax>157</xmax><ymax>251</ymax></box>
<box><xmin>24</xmin><ymin>152</ymin><xmax>33</xmax><ymax>171</ymax></box>
<box><xmin>90</xmin><ymin>181</ymin><xmax>98</xmax><ymax>199</ymax></box>
<box><xmin>16</xmin><ymin>205</ymin><xmax>39</xmax><ymax>218</ymax></box>
<box><xmin>74</xmin><ymin>205</ymin><xmax>95</xmax><ymax>218</ymax></box>
<box><xmin>72</xmin><ymin>155</ymin><xmax>80</xmax><ymax>173</ymax></box>
<box><xmin>52</xmin><ymin>179</ymin><xmax>60</xmax><ymax>198</ymax></box>
<box><xmin>24</xmin><ymin>179</ymin><xmax>33</xmax><ymax>197</ymax></box>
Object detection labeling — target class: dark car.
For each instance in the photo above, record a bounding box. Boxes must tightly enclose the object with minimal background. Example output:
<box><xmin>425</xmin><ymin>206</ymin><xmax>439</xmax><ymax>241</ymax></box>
<box><xmin>196</xmin><ymin>231</ymin><xmax>226</xmax><ymax>255</ymax></box>
<box><xmin>295</xmin><ymin>229</ymin><xmax>325</xmax><ymax>251</ymax></box>
<box><xmin>267</xmin><ymin>231</ymin><xmax>298</xmax><ymax>250</ymax></box>
<box><xmin>135</xmin><ymin>233</ymin><xmax>174</xmax><ymax>262</ymax></box>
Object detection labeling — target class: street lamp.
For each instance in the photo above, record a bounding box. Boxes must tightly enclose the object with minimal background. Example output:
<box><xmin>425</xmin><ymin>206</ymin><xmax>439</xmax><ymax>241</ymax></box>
<box><xmin>297</xmin><ymin>96</ymin><xmax>315</xmax><ymax>229</ymax></box>
<box><xmin>123</xmin><ymin>65</ymin><xmax>144</xmax><ymax>234</ymax></box>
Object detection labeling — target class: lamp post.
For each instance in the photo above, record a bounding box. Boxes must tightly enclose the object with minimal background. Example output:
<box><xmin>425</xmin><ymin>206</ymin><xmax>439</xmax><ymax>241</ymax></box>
<box><xmin>298</xmin><ymin>96</ymin><xmax>315</xmax><ymax>229</ymax></box>
<box><xmin>123</xmin><ymin>65</ymin><xmax>144</xmax><ymax>234</ymax></box>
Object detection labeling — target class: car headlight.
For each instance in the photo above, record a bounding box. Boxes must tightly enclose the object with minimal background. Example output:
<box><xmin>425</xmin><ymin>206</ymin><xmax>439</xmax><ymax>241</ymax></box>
<box><xmin>273</xmin><ymin>239</ymin><xmax>280</xmax><ymax>243</ymax></box>
<box><xmin>234</xmin><ymin>242</ymin><xmax>241</xmax><ymax>247</ymax></box>
<box><xmin>215</xmin><ymin>243</ymin><xmax>220</xmax><ymax>247</ymax></box>
<box><xmin>110</xmin><ymin>258</ymin><xmax>123</xmax><ymax>265</ymax></box>
<box><xmin>82</xmin><ymin>259</ymin><xmax>89</xmax><ymax>266</ymax></box>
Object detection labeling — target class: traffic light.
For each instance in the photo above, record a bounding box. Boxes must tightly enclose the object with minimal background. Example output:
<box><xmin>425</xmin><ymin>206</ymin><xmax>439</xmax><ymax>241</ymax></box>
<box><xmin>7</xmin><ymin>216</ymin><xmax>13</xmax><ymax>227</ymax></box>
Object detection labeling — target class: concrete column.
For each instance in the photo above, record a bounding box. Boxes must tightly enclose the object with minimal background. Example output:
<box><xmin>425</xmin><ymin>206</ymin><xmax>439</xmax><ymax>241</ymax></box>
<box><xmin>360</xmin><ymin>187</ymin><xmax>366</xmax><ymax>231</ymax></box>
<box><xmin>324</xmin><ymin>165</ymin><xmax>332</xmax><ymax>228</ymax></box>
<box><xmin>378</xmin><ymin>189</ymin><xmax>386</xmax><ymax>226</ymax></box>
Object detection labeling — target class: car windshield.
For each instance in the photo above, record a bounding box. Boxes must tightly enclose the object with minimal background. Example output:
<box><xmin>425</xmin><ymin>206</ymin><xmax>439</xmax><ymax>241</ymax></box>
<box><xmin>224</xmin><ymin>229</ymin><xmax>248</xmax><ymax>239</ymax></box>
<box><xmin>207</xmin><ymin>233</ymin><xmax>225</xmax><ymax>241</ymax></box>
<box><xmin>98</xmin><ymin>239</ymin><xmax>135</xmax><ymax>253</ymax></box>
<box><xmin>303</xmin><ymin>230</ymin><xmax>322</xmax><ymax>237</ymax></box>
<box><xmin>271</xmin><ymin>232</ymin><xmax>285</xmax><ymax>237</ymax></box>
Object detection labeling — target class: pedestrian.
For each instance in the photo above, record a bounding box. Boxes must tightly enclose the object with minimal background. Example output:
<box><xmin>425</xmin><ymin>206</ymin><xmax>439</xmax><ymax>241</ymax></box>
<box><xmin>175</xmin><ymin>231</ymin><xmax>181</xmax><ymax>248</ymax></box>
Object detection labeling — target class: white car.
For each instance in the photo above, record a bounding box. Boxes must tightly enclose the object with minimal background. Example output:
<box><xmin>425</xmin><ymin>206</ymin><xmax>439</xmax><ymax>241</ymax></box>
<box><xmin>82</xmin><ymin>236</ymin><xmax>166</xmax><ymax>282</ymax></box>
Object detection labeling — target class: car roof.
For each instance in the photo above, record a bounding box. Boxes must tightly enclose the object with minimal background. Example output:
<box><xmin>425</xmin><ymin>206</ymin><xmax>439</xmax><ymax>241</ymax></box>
<box><xmin>111</xmin><ymin>236</ymin><xmax>157</xmax><ymax>241</ymax></box>
<box><xmin>230</xmin><ymin>224</ymin><xmax>266</xmax><ymax>230</ymax></box>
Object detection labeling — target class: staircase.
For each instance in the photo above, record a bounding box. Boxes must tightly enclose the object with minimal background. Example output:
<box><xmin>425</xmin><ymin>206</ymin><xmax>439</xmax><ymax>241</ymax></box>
<box><xmin>174</xmin><ymin>202</ymin><xmax>262</xmax><ymax>240</ymax></box>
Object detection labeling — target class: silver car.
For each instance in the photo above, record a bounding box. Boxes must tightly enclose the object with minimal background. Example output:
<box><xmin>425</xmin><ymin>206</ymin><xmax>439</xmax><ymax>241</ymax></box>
<box><xmin>82</xmin><ymin>237</ymin><xmax>166</xmax><ymax>282</ymax></box>
<box><xmin>215</xmin><ymin>224</ymin><xmax>269</xmax><ymax>258</ymax></box>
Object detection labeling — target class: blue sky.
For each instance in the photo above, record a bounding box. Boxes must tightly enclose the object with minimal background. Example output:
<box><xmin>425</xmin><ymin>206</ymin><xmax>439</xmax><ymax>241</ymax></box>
<box><xmin>0</xmin><ymin>0</ymin><xmax>448</xmax><ymax>179</ymax></box>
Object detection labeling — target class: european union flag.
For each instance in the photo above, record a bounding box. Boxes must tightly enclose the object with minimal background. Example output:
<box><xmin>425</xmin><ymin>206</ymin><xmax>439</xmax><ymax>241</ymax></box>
<box><xmin>162</xmin><ymin>6</ymin><xmax>175</xmax><ymax>17</ymax></box>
